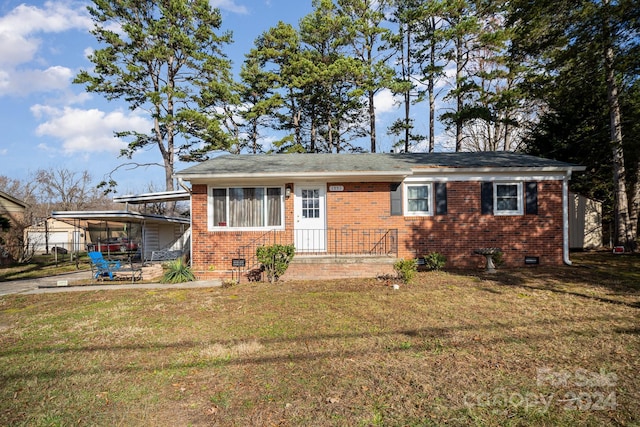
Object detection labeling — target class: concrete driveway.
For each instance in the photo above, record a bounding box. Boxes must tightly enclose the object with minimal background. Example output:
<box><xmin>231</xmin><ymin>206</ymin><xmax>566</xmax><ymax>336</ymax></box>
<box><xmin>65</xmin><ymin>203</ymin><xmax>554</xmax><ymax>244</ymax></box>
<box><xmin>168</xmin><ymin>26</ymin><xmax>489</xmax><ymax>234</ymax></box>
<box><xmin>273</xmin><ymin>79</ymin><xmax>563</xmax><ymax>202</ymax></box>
<box><xmin>0</xmin><ymin>270</ymin><xmax>221</xmax><ymax>296</ymax></box>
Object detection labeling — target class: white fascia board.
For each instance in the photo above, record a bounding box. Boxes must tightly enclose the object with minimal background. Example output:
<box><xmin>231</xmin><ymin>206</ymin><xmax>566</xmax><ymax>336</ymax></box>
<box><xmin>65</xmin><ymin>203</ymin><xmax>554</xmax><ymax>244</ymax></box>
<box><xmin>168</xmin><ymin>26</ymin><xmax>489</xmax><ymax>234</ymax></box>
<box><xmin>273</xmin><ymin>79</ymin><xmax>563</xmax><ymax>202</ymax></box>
<box><xmin>407</xmin><ymin>168</ymin><xmax>573</xmax><ymax>182</ymax></box>
<box><xmin>177</xmin><ymin>166</ymin><xmax>583</xmax><ymax>184</ymax></box>
<box><xmin>410</xmin><ymin>166</ymin><xmax>583</xmax><ymax>174</ymax></box>
<box><xmin>180</xmin><ymin>170</ymin><xmax>411</xmax><ymax>184</ymax></box>
<box><xmin>113</xmin><ymin>190</ymin><xmax>191</xmax><ymax>204</ymax></box>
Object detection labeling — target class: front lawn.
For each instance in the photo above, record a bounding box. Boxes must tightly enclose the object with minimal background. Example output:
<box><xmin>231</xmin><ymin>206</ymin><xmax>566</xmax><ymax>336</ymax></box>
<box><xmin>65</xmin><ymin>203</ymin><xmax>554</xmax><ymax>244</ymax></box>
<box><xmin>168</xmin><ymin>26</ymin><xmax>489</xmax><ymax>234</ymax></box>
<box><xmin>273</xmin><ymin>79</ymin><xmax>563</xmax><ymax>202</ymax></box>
<box><xmin>0</xmin><ymin>253</ymin><xmax>90</xmax><ymax>282</ymax></box>
<box><xmin>0</xmin><ymin>252</ymin><xmax>638</xmax><ymax>426</ymax></box>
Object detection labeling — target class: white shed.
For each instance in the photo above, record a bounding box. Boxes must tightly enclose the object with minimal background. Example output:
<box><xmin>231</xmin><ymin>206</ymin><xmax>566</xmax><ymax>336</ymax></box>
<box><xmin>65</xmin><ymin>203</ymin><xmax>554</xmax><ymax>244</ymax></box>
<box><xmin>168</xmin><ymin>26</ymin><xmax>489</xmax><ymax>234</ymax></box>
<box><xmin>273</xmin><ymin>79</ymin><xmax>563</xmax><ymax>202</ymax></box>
<box><xmin>569</xmin><ymin>192</ymin><xmax>602</xmax><ymax>249</ymax></box>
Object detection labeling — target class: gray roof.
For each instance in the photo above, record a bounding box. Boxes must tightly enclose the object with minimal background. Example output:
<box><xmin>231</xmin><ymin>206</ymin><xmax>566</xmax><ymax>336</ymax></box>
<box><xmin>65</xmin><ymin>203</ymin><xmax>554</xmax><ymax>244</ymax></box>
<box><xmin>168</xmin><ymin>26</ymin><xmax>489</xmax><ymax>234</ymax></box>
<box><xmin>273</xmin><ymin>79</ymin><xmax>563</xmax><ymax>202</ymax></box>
<box><xmin>0</xmin><ymin>190</ymin><xmax>28</xmax><ymax>208</ymax></box>
<box><xmin>175</xmin><ymin>151</ymin><xmax>584</xmax><ymax>179</ymax></box>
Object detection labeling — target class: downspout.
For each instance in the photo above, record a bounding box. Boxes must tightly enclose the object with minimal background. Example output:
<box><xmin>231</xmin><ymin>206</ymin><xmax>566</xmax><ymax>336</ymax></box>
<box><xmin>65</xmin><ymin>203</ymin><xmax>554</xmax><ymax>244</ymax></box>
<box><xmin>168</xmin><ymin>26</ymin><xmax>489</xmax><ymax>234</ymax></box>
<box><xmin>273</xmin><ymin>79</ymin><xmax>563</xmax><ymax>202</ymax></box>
<box><xmin>177</xmin><ymin>178</ymin><xmax>191</xmax><ymax>194</ymax></box>
<box><xmin>563</xmin><ymin>171</ymin><xmax>572</xmax><ymax>265</ymax></box>
<box><xmin>177</xmin><ymin>177</ymin><xmax>193</xmax><ymax>268</ymax></box>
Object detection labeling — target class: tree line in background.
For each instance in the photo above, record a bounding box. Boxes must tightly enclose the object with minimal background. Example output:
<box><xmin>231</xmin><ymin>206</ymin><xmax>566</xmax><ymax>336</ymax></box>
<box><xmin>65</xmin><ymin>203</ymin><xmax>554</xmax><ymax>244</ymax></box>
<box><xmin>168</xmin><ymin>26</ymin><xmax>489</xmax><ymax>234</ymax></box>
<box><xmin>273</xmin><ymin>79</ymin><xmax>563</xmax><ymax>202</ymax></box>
<box><xmin>0</xmin><ymin>169</ymin><xmax>120</xmax><ymax>262</ymax></box>
<box><xmin>3</xmin><ymin>0</ymin><xmax>636</xmax><ymax>249</ymax></box>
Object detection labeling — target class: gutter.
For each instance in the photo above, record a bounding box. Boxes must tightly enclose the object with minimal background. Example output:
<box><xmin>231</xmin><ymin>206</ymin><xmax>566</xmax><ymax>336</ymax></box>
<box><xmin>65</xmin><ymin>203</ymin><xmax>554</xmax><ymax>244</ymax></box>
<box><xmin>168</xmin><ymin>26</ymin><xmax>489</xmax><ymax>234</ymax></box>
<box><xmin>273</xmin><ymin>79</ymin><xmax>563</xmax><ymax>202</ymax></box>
<box><xmin>174</xmin><ymin>170</ymin><xmax>412</xmax><ymax>181</ymax></box>
<box><xmin>179</xmin><ymin>178</ymin><xmax>194</xmax><ymax>269</ymax></box>
<box><xmin>177</xmin><ymin>178</ymin><xmax>192</xmax><ymax>194</ymax></box>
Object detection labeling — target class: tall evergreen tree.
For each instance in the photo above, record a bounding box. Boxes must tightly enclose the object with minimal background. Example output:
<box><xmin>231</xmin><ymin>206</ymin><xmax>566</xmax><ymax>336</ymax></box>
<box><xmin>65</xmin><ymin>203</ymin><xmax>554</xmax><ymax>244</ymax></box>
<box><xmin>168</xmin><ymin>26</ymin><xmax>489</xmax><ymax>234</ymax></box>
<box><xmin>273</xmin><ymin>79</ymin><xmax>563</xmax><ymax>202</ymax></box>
<box><xmin>387</xmin><ymin>0</ymin><xmax>423</xmax><ymax>152</ymax></box>
<box><xmin>297</xmin><ymin>0</ymin><xmax>366</xmax><ymax>152</ymax></box>
<box><xmin>509</xmin><ymin>0</ymin><xmax>640</xmax><ymax>248</ymax></box>
<box><xmin>438</xmin><ymin>0</ymin><xmax>483</xmax><ymax>151</ymax></box>
<box><xmin>238</xmin><ymin>57</ymin><xmax>282</xmax><ymax>153</ymax></box>
<box><xmin>337</xmin><ymin>0</ymin><xmax>394</xmax><ymax>152</ymax></box>
<box><xmin>75</xmin><ymin>0</ymin><xmax>234</xmax><ymax>192</ymax></box>
<box><xmin>244</xmin><ymin>22</ymin><xmax>305</xmax><ymax>151</ymax></box>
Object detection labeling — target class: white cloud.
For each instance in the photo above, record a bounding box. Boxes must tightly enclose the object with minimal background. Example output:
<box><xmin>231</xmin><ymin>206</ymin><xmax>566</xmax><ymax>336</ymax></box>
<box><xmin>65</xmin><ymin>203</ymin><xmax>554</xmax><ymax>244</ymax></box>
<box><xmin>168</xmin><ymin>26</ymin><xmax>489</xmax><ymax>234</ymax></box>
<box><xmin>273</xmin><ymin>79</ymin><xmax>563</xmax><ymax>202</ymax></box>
<box><xmin>0</xmin><ymin>66</ymin><xmax>73</xmax><ymax>96</ymax></box>
<box><xmin>32</xmin><ymin>106</ymin><xmax>152</xmax><ymax>155</ymax></box>
<box><xmin>0</xmin><ymin>32</ymin><xmax>39</xmax><ymax>67</ymax></box>
<box><xmin>210</xmin><ymin>0</ymin><xmax>249</xmax><ymax>14</ymax></box>
<box><xmin>0</xmin><ymin>1</ymin><xmax>91</xmax><ymax>36</ymax></box>
<box><xmin>0</xmin><ymin>148</ymin><xmax>7</xmax><ymax>155</ymax></box>
<box><xmin>374</xmin><ymin>89</ymin><xmax>400</xmax><ymax>115</ymax></box>
<box><xmin>0</xmin><ymin>1</ymin><xmax>91</xmax><ymax>96</ymax></box>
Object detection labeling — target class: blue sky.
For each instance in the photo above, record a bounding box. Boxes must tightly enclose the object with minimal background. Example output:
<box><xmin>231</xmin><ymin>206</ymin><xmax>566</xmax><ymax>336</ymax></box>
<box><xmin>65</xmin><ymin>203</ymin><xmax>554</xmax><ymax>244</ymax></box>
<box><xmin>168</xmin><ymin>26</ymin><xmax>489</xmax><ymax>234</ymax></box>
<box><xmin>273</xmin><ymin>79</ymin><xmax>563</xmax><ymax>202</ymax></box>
<box><xmin>0</xmin><ymin>0</ymin><xmax>430</xmax><ymax>194</ymax></box>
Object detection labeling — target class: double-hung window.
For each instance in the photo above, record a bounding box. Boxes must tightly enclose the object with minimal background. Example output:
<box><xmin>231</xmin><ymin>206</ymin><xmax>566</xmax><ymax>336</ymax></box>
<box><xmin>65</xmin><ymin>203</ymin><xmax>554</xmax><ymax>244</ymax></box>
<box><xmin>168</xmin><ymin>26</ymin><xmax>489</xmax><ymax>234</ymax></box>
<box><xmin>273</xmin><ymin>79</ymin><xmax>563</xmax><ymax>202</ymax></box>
<box><xmin>494</xmin><ymin>182</ymin><xmax>523</xmax><ymax>215</ymax></box>
<box><xmin>210</xmin><ymin>187</ymin><xmax>283</xmax><ymax>229</ymax></box>
<box><xmin>405</xmin><ymin>183</ymin><xmax>432</xmax><ymax>216</ymax></box>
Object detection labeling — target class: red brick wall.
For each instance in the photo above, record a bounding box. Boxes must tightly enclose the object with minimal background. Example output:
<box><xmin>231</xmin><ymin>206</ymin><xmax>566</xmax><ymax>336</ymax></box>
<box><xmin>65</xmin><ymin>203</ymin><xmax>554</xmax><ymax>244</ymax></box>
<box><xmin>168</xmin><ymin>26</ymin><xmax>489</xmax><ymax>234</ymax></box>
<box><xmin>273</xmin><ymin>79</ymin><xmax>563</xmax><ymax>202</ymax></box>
<box><xmin>190</xmin><ymin>180</ymin><xmax>564</xmax><ymax>280</ymax></box>
<box><xmin>191</xmin><ymin>184</ymin><xmax>295</xmax><ymax>279</ymax></box>
<box><xmin>326</xmin><ymin>181</ymin><xmax>563</xmax><ymax>269</ymax></box>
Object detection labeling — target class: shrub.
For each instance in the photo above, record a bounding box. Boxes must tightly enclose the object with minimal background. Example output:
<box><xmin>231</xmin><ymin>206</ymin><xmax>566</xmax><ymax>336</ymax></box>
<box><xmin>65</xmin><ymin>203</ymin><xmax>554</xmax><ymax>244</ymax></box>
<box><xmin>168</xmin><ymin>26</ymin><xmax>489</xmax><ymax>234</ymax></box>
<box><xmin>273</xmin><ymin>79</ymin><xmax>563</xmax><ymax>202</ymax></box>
<box><xmin>394</xmin><ymin>258</ymin><xmax>417</xmax><ymax>284</ymax></box>
<box><xmin>256</xmin><ymin>244</ymin><xmax>295</xmax><ymax>283</ymax></box>
<box><xmin>161</xmin><ymin>258</ymin><xmax>195</xmax><ymax>283</ymax></box>
<box><xmin>221</xmin><ymin>278</ymin><xmax>238</xmax><ymax>288</ymax></box>
<box><xmin>423</xmin><ymin>252</ymin><xmax>447</xmax><ymax>271</ymax></box>
<box><xmin>492</xmin><ymin>250</ymin><xmax>504</xmax><ymax>267</ymax></box>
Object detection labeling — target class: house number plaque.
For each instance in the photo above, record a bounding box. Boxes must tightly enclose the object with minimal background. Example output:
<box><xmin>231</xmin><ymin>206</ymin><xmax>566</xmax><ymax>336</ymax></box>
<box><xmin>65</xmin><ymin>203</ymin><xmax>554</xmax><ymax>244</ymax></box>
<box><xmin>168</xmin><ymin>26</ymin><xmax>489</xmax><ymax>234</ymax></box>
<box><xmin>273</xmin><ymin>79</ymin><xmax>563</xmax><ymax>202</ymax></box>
<box><xmin>329</xmin><ymin>185</ymin><xmax>344</xmax><ymax>192</ymax></box>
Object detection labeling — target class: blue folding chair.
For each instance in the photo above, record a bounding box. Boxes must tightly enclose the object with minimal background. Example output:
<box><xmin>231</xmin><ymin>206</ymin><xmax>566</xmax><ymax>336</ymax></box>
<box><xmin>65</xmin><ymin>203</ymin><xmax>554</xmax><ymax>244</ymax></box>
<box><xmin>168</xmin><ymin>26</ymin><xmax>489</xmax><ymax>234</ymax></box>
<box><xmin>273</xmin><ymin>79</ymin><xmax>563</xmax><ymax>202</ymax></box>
<box><xmin>88</xmin><ymin>251</ymin><xmax>122</xmax><ymax>280</ymax></box>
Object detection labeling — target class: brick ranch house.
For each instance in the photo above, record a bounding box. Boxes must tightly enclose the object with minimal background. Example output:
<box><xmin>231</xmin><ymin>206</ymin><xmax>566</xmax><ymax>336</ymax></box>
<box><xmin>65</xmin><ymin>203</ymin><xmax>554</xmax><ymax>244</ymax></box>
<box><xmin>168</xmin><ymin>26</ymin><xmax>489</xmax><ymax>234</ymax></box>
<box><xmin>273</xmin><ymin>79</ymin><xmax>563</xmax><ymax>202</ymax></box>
<box><xmin>174</xmin><ymin>152</ymin><xmax>585</xmax><ymax>281</ymax></box>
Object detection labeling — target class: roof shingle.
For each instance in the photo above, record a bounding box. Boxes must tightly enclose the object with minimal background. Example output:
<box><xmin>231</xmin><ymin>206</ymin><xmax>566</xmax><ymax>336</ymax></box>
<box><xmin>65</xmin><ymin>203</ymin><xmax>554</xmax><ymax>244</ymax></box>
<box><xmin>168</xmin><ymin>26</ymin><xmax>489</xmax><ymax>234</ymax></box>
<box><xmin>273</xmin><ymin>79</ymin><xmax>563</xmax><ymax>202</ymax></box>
<box><xmin>175</xmin><ymin>151</ymin><xmax>583</xmax><ymax>178</ymax></box>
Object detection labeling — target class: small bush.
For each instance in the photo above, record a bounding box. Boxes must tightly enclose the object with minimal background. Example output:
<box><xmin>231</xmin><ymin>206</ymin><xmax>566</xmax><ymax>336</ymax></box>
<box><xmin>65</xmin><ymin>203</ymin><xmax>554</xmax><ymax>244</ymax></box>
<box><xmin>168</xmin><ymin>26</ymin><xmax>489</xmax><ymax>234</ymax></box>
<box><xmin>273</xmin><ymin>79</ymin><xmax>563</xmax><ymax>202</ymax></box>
<box><xmin>161</xmin><ymin>258</ymin><xmax>195</xmax><ymax>284</ymax></box>
<box><xmin>423</xmin><ymin>252</ymin><xmax>447</xmax><ymax>271</ymax></box>
<box><xmin>256</xmin><ymin>244</ymin><xmax>295</xmax><ymax>283</ymax></box>
<box><xmin>492</xmin><ymin>250</ymin><xmax>504</xmax><ymax>267</ymax></box>
<box><xmin>394</xmin><ymin>258</ymin><xmax>417</xmax><ymax>284</ymax></box>
<box><xmin>221</xmin><ymin>278</ymin><xmax>238</xmax><ymax>288</ymax></box>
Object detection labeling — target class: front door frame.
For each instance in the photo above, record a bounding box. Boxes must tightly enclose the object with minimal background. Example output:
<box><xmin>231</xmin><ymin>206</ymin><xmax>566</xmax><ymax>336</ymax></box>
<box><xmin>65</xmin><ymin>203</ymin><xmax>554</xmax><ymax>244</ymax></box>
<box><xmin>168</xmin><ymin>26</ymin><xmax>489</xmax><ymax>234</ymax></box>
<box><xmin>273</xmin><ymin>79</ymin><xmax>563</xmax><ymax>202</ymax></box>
<box><xmin>293</xmin><ymin>183</ymin><xmax>327</xmax><ymax>252</ymax></box>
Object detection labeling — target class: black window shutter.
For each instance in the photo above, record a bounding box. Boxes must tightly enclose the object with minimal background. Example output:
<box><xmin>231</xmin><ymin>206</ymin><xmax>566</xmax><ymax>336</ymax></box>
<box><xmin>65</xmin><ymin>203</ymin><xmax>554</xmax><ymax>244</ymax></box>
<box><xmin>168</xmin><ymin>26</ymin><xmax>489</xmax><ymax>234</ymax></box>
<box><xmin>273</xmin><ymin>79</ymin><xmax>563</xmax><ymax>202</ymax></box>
<box><xmin>481</xmin><ymin>182</ymin><xmax>493</xmax><ymax>214</ymax></box>
<box><xmin>525</xmin><ymin>181</ymin><xmax>538</xmax><ymax>215</ymax></box>
<box><xmin>435</xmin><ymin>182</ymin><xmax>447</xmax><ymax>215</ymax></box>
<box><xmin>390</xmin><ymin>183</ymin><xmax>402</xmax><ymax>216</ymax></box>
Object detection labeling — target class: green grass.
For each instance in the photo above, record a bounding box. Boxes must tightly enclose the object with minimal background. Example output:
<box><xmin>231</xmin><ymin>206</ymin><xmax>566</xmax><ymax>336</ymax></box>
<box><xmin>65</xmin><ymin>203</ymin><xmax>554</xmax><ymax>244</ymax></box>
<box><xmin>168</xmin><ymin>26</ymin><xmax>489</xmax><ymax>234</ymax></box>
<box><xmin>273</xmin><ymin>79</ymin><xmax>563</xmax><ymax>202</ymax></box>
<box><xmin>0</xmin><ymin>251</ymin><xmax>638</xmax><ymax>426</ymax></box>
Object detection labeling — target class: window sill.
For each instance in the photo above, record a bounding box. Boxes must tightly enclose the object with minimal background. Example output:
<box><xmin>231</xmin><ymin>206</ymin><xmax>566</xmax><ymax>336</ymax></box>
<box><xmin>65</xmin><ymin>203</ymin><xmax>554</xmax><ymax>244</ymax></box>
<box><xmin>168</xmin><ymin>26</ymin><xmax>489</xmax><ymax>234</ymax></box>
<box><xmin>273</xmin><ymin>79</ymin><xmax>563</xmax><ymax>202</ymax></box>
<box><xmin>209</xmin><ymin>226</ymin><xmax>285</xmax><ymax>232</ymax></box>
<box><xmin>494</xmin><ymin>211</ymin><xmax>523</xmax><ymax>216</ymax></box>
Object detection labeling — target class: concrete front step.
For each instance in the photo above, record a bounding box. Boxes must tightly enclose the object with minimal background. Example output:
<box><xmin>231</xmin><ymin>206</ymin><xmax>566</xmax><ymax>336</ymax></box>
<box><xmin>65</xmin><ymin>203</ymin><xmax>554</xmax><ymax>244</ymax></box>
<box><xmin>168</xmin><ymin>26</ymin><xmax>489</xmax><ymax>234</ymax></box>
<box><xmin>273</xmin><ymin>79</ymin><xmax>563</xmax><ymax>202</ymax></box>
<box><xmin>281</xmin><ymin>255</ymin><xmax>398</xmax><ymax>281</ymax></box>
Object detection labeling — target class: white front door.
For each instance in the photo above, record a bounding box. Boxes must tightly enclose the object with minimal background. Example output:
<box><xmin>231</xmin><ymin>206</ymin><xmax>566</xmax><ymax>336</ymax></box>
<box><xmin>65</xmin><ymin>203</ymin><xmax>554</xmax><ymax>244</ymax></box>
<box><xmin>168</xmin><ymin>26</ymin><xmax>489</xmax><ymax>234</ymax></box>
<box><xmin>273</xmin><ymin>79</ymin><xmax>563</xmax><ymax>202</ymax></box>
<box><xmin>294</xmin><ymin>185</ymin><xmax>326</xmax><ymax>252</ymax></box>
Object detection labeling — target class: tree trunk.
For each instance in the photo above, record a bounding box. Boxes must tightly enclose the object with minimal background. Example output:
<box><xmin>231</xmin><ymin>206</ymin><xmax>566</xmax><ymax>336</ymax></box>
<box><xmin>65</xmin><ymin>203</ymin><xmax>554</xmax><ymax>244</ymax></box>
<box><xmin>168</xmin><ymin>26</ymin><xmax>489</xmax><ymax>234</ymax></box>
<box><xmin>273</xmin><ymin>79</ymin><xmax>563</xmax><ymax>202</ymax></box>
<box><xmin>428</xmin><ymin>22</ymin><xmax>436</xmax><ymax>153</ymax></box>
<box><xmin>630</xmin><ymin>169</ymin><xmax>640</xmax><ymax>243</ymax></box>
<box><xmin>310</xmin><ymin>111</ymin><xmax>317</xmax><ymax>153</ymax></box>
<box><xmin>455</xmin><ymin>35</ymin><xmax>463</xmax><ymax>152</ymax></box>
<box><xmin>404</xmin><ymin>27</ymin><xmax>411</xmax><ymax>153</ymax></box>
<box><xmin>428</xmin><ymin>79</ymin><xmax>435</xmax><ymax>152</ymax></box>
<box><xmin>605</xmin><ymin>42</ymin><xmax>633</xmax><ymax>248</ymax></box>
<box><xmin>503</xmin><ymin>118</ymin><xmax>510</xmax><ymax>151</ymax></box>
<box><xmin>294</xmin><ymin>110</ymin><xmax>301</xmax><ymax>147</ymax></box>
<box><xmin>251</xmin><ymin>120</ymin><xmax>259</xmax><ymax>154</ymax></box>
<box><xmin>455</xmin><ymin>94</ymin><xmax>463</xmax><ymax>152</ymax></box>
<box><xmin>369</xmin><ymin>90</ymin><xmax>376</xmax><ymax>152</ymax></box>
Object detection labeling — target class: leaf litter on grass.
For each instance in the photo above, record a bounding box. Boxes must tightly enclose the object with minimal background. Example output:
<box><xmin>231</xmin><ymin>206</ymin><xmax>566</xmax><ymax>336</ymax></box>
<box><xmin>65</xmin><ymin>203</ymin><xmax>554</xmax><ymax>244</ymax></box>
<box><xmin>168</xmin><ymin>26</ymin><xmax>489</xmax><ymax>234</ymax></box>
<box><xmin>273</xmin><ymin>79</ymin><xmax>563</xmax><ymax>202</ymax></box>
<box><xmin>0</xmin><ymin>251</ymin><xmax>638</xmax><ymax>426</ymax></box>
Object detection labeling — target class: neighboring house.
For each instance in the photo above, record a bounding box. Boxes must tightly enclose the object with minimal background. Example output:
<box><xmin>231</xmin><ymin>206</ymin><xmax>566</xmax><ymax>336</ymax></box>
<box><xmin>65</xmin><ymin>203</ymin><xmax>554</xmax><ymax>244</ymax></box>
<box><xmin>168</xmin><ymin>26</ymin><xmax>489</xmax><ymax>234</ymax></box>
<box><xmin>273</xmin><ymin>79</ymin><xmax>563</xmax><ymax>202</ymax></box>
<box><xmin>0</xmin><ymin>191</ymin><xmax>28</xmax><ymax>264</ymax></box>
<box><xmin>175</xmin><ymin>152</ymin><xmax>585</xmax><ymax>281</ymax></box>
<box><xmin>24</xmin><ymin>217</ymin><xmax>89</xmax><ymax>254</ymax></box>
<box><xmin>0</xmin><ymin>190</ymin><xmax>27</xmax><ymax>226</ymax></box>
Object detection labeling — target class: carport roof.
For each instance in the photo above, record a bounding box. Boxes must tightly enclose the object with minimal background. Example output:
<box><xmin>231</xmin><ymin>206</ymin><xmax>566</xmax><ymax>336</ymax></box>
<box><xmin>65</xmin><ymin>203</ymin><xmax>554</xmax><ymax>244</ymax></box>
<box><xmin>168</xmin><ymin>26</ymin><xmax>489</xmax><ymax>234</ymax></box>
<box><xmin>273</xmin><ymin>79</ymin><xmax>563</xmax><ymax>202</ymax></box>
<box><xmin>51</xmin><ymin>210</ymin><xmax>190</xmax><ymax>225</ymax></box>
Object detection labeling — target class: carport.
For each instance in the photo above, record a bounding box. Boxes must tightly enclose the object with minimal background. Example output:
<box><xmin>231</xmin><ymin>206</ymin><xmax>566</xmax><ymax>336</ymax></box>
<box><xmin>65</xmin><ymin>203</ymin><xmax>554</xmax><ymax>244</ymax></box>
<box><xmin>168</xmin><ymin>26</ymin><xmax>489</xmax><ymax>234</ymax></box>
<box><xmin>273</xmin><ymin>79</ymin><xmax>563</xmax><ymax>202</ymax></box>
<box><xmin>52</xmin><ymin>189</ymin><xmax>191</xmax><ymax>262</ymax></box>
